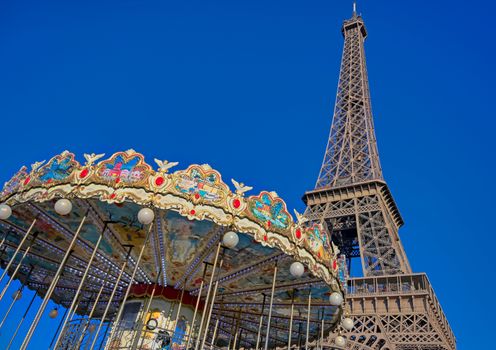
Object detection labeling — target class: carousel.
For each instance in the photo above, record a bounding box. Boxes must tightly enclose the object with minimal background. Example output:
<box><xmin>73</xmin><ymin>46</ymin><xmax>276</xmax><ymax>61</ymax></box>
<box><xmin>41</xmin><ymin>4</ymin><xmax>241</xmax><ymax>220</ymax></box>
<box><xmin>0</xmin><ymin>149</ymin><xmax>353</xmax><ymax>350</ymax></box>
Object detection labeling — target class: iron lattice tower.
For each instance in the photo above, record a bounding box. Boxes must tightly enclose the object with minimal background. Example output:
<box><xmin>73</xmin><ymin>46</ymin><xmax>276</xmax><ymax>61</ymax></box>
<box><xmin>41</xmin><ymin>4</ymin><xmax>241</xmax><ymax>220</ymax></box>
<box><xmin>303</xmin><ymin>7</ymin><xmax>456</xmax><ymax>350</ymax></box>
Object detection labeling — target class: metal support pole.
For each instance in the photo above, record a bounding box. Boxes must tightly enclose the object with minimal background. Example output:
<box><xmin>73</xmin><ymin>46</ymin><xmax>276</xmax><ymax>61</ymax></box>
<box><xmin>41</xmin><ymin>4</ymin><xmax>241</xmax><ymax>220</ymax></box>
<box><xmin>0</xmin><ymin>231</ymin><xmax>10</xmax><ymax>251</ymax></box>
<box><xmin>89</xmin><ymin>245</ymin><xmax>134</xmax><ymax>350</ymax></box>
<box><xmin>6</xmin><ymin>290</ymin><xmax>38</xmax><ymax>350</ymax></box>
<box><xmin>0</xmin><ymin>234</ymin><xmax>37</xmax><ymax>302</ymax></box>
<box><xmin>0</xmin><ymin>291</ymin><xmax>19</xmax><ymax>329</ymax></box>
<box><xmin>21</xmin><ymin>213</ymin><xmax>87</xmax><ymax>350</ymax></box>
<box><xmin>172</xmin><ymin>282</ymin><xmax>186</xmax><ymax>330</ymax></box>
<box><xmin>264</xmin><ymin>261</ymin><xmax>278</xmax><ymax>350</ymax></box>
<box><xmin>200</xmin><ymin>280</ymin><xmax>219</xmax><ymax>350</ymax></box>
<box><xmin>135</xmin><ymin>270</ymin><xmax>163</xmax><ymax>350</ymax></box>
<box><xmin>320</xmin><ymin>308</ymin><xmax>325</xmax><ymax>350</ymax></box>
<box><xmin>105</xmin><ymin>222</ymin><xmax>154</xmax><ymax>339</ymax></box>
<box><xmin>185</xmin><ymin>263</ymin><xmax>208</xmax><ymax>350</ymax></box>
<box><xmin>238</xmin><ymin>330</ymin><xmax>244</xmax><ymax>350</ymax></box>
<box><xmin>210</xmin><ymin>318</ymin><xmax>219</xmax><ymax>350</ymax></box>
<box><xmin>255</xmin><ymin>294</ymin><xmax>267</xmax><ymax>350</ymax></box>
<box><xmin>232</xmin><ymin>309</ymin><xmax>241</xmax><ymax>350</ymax></box>
<box><xmin>297</xmin><ymin>321</ymin><xmax>302</xmax><ymax>349</ymax></box>
<box><xmin>305</xmin><ymin>290</ymin><xmax>312</xmax><ymax>350</ymax></box>
<box><xmin>48</xmin><ymin>306</ymin><xmax>69</xmax><ymax>350</ymax></box>
<box><xmin>97</xmin><ymin>321</ymin><xmax>111</xmax><ymax>350</ymax></box>
<box><xmin>74</xmin><ymin>278</ymin><xmax>108</xmax><ymax>349</ymax></box>
<box><xmin>287</xmin><ymin>289</ymin><xmax>296</xmax><ymax>350</ymax></box>
<box><xmin>199</xmin><ymin>251</ymin><xmax>225</xmax><ymax>350</ymax></box>
<box><xmin>0</xmin><ymin>218</ymin><xmax>37</xmax><ymax>285</ymax></box>
<box><xmin>52</xmin><ymin>221</ymin><xmax>109</xmax><ymax>350</ymax></box>
<box><xmin>0</xmin><ymin>265</ymin><xmax>33</xmax><ymax>331</ymax></box>
<box><xmin>194</xmin><ymin>241</ymin><xmax>222</xmax><ymax>350</ymax></box>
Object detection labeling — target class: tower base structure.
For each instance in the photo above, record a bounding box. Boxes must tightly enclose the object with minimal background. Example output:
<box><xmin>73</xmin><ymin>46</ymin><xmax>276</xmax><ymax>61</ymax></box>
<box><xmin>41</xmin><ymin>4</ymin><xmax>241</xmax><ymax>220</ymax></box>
<box><xmin>321</xmin><ymin>274</ymin><xmax>455</xmax><ymax>350</ymax></box>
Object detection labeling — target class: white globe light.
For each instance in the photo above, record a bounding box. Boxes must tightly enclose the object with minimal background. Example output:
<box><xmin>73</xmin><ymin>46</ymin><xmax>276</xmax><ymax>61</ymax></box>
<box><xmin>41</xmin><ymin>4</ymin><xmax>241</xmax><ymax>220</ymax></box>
<box><xmin>222</xmin><ymin>231</ymin><xmax>239</xmax><ymax>249</ymax></box>
<box><xmin>335</xmin><ymin>335</ymin><xmax>346</xmax><ymax>347</ymax></box>
<box><xmin>0</xmin><ymin>204</ymin><xmax>12</xmax><ymax>220</ymax></box>
<box><xmin>342</xmin><ymin>317</ymin><xmax>354</xmax><ymax>331</ymax></box>
<box><xmin>289</xmin><ymin>261</ymin><xmax>305</xmax><ymax>277</ymax></box>
<box><xmin>329</xmin><ymin>292</ymin><xmax>344</xmax><ymax>306</ymax></box>
<box><xmin>138</xmin><ymin>208</ymin><xmax>155</xmax><ymax>225</ymax></box>
<box><xmin>12</xmin><ymin>290</ymin><xmax>22</xmax><ymax>300</ymax></box>
<box><xmin>49</xmin><ymin>308</ymin><xmax>59</xmax><ymax>319</ymax></box>
<box><xmin>54</xmin><ymin>199</ymin><xmax>72</xmax><ymax>216</ymax></box>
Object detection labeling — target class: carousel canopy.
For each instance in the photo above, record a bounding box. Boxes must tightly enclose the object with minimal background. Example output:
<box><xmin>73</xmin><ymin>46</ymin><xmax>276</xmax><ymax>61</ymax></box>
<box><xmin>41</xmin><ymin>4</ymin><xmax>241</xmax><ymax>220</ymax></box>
<box><xmin>0</xmin><ymin>149</ymin><xmax>346</xmax><ymax>347</ymax></box>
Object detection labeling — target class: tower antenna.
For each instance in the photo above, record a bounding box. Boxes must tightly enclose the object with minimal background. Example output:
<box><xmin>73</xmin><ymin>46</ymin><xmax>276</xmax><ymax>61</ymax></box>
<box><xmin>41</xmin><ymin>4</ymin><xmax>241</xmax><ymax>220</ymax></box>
<box><xmin>353</xmin><ymin>1</ymin><xmax>357</xmax><ymax>15</ymax></box>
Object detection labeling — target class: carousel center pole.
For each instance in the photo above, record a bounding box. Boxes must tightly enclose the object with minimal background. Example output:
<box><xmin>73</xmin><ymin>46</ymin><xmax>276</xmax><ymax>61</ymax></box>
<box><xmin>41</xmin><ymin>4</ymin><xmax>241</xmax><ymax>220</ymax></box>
<box><xmin>263</xmin><ymin>261</ymin><xmax>278</xmax><ymax>350</ymax></box>
<box><xmin>0</xmin><ymin>217</ymin><xmax>37</xmax><ymax>285</ymax></box>
<box><xmin>20</xmin><ymin>210</ymin><xmax>87</xmax><ymax>350</ymax></box>
<box><xmin>194</xmin><ymin>240</ymin><xmax>222</xmax><ymax>350</ymax></box>
<box><xmin>52</xmin><ymin>220</ymin><xmax>111</xmax><ymax>350</ymax></box>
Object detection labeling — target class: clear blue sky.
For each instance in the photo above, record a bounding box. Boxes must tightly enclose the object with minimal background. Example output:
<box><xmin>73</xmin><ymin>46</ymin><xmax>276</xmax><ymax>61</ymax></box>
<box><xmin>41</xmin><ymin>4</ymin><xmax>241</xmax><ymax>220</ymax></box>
<box><xmin>0</xmin><ymin>0</ymin><xmax>493</xmax><ymax>349</ymax></box>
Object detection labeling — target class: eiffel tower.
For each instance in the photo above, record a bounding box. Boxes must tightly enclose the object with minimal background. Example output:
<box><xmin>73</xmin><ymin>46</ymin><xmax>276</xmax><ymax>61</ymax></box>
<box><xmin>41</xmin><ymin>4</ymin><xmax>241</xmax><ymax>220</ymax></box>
<box><xmin>303</xmin><ymin>4</ymin><xmax>456</xmax><ymax>350</ymax></box>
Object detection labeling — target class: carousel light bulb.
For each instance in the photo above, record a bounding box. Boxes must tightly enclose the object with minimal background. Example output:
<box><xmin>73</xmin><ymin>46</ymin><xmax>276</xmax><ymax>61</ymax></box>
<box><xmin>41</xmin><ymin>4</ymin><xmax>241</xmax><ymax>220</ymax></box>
<box><xmin>137</xmin><ymin>207</ymin><xmax>155</xmax><ymax>225</ymax></box>
<box><xmin>222</xmin><ymin>231</ymin><xmax>239</xmax><ymax>248</ymax></box>
<box><xmin>12</xmin><ymin>289</ymin><xmax>22</xmax><ymax>300</ymax></box>
<box><xmin>0</xmin><ymin>204</ymin><xmax>12</xmax><ymax>220</ymax></box>
<box><xmin>335</xmin><ymin>335</ymin><xmax>346</xmax><ymax>347</ymax></box>
<box><xmin>342</xmin><ymin>317</ymin><xmax>354</xmax><ymax>331</ymax></box>
<box><xmin>289</xmin><ymin>261</ymin><xmax>305</xmax><ymax>277</ymax></box>
<box><xmin>49</xmin><ymin>308</ymin><xmax>59</xmax><ymax>319</ymax></box>
<box><xmin>54</xmin><ymin>199</ymin><xmax>72</xmax><ymax>216</ymax></box>
<box><xmin>329</xmin><ymin>292</ymin><xmax>344</xmax><ymax>306</ymax></box>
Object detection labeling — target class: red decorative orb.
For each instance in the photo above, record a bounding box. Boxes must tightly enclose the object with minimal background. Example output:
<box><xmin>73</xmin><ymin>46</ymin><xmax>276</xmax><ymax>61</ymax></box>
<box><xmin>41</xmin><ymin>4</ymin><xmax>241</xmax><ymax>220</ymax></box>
<box><xmin>190</xmin><ymin>209</ymin><xmax>196</xmax><ymax>215</ymax></box>
<box><xmin>263</xmin><ymin>235</ymin><xmax>268</xmax><ymax>242</ymax></box>
<box><xmin>115</xmin><ymin>177</ymin><xmax>121</xmax><ymax>184</ymax></box>
<box><xmin>23</xmin><ymin>177</ymin><xmax>30</xmax><ymax>186</ymax></box>
<box><xmin>110</xmin><ymin>193</ymin><xmax>116</xmax><ymax>199</ymax></box>
<box><xmin>79</xmin><ymin>168</ymin><xmax>89</xmax><ymax>179</ymax></box>
<box><xmin>194</xmin><ymin>193</ymin><xmax>200</xmax><ymax>199</ymax></box>
<box><xmin>232</xmin><ymin>198</ymin><xmax>241</xmax><ymax>209</ymax></box>
<box><xmin>295</xmin><ymin>229</ymin><xmax>301</xmax><ymax>239</ymax></box>
<box><xmin>155</xmin><ymin>176</ymin><xmax>164</xmax><ymax>186</ymax></box>
<box><xmin>333</xmin><ymin>260</ymin><xmax>337</xmax><ymax>270</ymax></box>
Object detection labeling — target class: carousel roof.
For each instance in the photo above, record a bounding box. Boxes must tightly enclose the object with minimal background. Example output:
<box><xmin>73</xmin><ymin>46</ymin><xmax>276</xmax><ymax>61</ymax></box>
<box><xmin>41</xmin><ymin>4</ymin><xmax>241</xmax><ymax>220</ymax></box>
<box><xmin>0</xmin><ymin>149</ymin><xmax>346</xmax><ymax>346</ymax></box>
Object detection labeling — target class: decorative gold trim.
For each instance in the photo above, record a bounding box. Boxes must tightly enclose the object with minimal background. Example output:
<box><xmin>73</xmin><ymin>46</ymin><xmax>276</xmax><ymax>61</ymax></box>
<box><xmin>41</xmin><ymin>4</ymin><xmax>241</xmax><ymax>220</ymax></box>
<box><xmin>1</xmin><ymin>150</ymin><xmax>343</xmax><ymax>291</ymax></box>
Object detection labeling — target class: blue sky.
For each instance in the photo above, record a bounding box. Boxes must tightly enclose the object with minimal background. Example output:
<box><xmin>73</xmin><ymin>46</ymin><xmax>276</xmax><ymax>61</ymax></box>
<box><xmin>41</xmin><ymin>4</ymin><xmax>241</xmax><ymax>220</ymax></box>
<box><xmin>0</xmin><ymin>0</ymin><xmax>494</xmax><ymax>348</ymax></box>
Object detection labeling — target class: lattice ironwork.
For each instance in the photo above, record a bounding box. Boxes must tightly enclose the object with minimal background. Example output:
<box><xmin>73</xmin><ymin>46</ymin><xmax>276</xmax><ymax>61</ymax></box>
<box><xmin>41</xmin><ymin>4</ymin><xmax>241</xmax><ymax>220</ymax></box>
<box><xmin>315</xmin><ymin>12</ymin><xmax>382</xmax><ymax>189</ymax></box>
<box><xmin>303</xmin><ymin>6</ymin><xmax>455</xmax><ymax>350</ymax></box>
